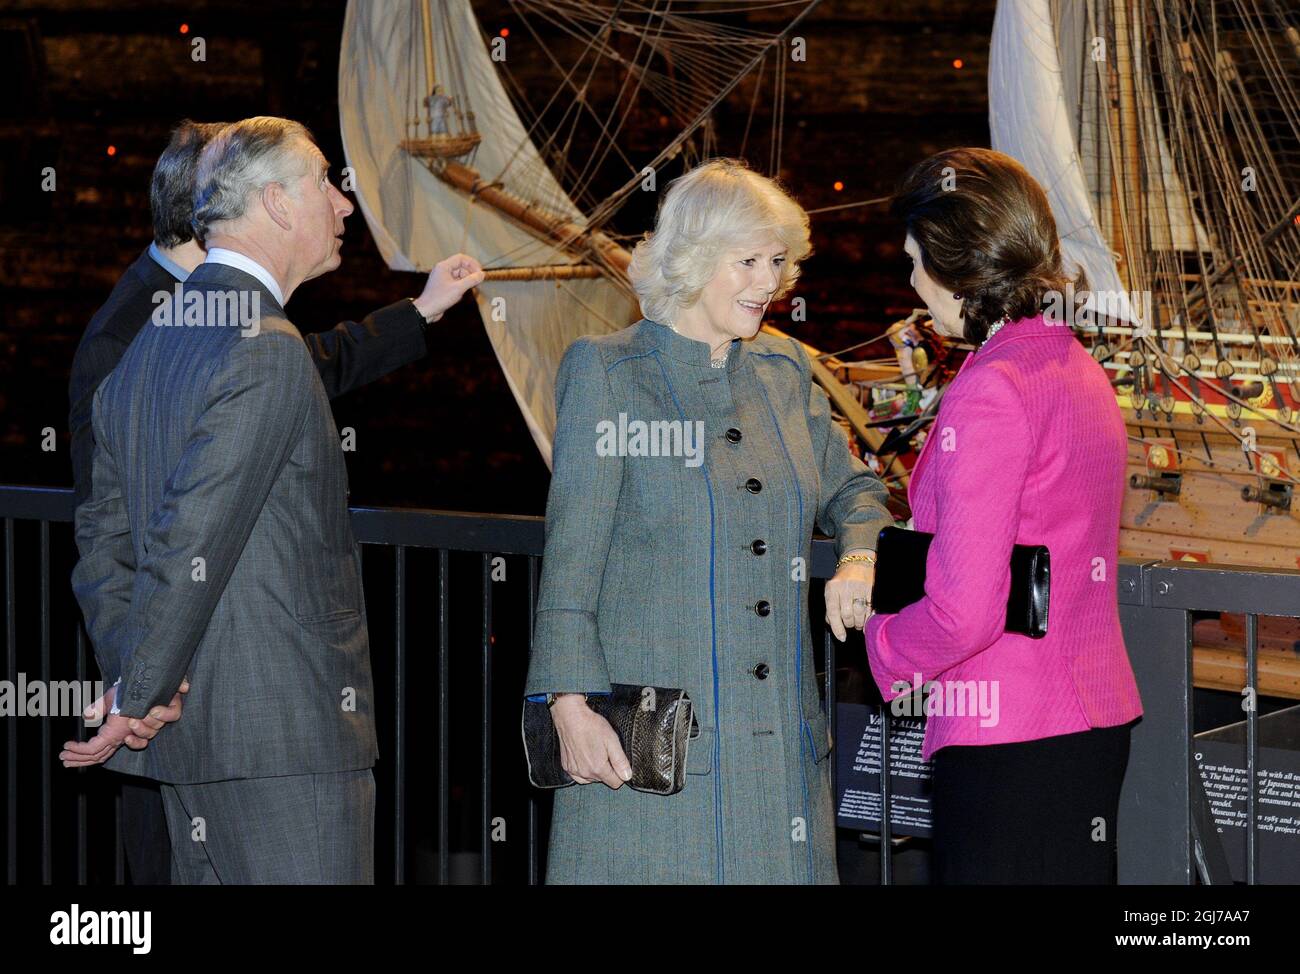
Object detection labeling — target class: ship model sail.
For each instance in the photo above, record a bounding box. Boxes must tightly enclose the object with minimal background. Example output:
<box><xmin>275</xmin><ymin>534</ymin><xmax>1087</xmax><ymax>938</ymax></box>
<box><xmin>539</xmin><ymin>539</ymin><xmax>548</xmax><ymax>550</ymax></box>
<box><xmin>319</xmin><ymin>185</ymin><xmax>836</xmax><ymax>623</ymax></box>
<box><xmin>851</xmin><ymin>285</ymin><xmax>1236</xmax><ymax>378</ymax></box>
<box><xmin>339</xmin><ymin>1</ymin><xmax>1299</xmax><ymax>696</ymax></box>
<box><xmin>338</xmin><ymin>0</ymin><xmax>882</xmax><ymax>469</ymax></box>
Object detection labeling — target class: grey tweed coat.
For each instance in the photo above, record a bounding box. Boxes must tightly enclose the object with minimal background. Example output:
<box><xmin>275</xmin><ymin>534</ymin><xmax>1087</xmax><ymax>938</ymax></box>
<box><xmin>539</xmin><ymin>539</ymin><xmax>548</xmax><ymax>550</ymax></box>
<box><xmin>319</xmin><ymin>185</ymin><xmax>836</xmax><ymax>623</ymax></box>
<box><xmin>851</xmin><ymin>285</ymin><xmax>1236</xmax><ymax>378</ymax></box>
<box><xmin>524</xmin><ymin>317</ymin><xmax>893</xmax><ymax>884</ymax></box>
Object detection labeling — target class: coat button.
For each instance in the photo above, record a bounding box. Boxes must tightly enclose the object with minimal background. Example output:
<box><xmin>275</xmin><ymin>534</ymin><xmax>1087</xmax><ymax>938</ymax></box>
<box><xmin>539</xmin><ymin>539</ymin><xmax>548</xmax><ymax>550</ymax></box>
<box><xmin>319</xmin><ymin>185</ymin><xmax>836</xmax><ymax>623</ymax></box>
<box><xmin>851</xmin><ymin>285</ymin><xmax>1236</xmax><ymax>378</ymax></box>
<box><xmin>752</xmin><ymin>663</ymin><xmax>770</xmax><ymax>680</ymax></box>
<box><xmin>754</xmin><ymin>600</ymin><xmax>771</xmax><ymax>617</ymax></box>
<box><xmin>750</xmin><ymin>539</ymin><xmax>768</xmax><ymax>556</ymax></box>
<box><xmin>725</xmin><ymin>427</ymin><xmax>742</xmax><ymax>443</ymax></box>
<box><xmin>744</xmin><ymin>478</ymin><xmax>762</xmax><ymax>493</ymax></box>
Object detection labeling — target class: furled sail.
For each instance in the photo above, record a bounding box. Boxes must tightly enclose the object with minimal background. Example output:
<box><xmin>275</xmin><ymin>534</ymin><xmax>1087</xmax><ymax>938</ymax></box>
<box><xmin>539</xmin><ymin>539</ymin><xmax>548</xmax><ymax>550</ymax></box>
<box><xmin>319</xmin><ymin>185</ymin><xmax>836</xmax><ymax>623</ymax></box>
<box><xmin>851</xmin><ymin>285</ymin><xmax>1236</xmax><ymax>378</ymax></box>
<box><xmin>339</xmin><ymin>0</ymin><xmax>639</xmax><ymax>467</ymax></box>
<box><xmin>989</xmin><ymin>0</ymin><xmax>1136</xmax><ymax>321</ymax></box>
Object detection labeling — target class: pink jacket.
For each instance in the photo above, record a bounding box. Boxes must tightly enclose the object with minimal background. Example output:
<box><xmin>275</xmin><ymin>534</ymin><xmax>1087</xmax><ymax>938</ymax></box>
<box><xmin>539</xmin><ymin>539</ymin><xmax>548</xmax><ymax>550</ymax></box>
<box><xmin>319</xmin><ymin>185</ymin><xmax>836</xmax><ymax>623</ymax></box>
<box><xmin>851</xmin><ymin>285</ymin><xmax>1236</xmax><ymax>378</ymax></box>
<box><xmin>865</xmin><ymin>314</ymin><xmax>1142</xmax><ymax>760</ymax></box>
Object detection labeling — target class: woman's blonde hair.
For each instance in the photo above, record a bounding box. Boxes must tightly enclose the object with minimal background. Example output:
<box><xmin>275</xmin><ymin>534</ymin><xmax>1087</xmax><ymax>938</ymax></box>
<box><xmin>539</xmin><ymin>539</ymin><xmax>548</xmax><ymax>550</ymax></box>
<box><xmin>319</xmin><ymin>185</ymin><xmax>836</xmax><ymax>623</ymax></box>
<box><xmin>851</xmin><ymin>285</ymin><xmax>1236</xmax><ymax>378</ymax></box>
<box><xmin>628</xmin><ymin>158</ymin><xmax>812</xmax><ymax>326</ymax></box>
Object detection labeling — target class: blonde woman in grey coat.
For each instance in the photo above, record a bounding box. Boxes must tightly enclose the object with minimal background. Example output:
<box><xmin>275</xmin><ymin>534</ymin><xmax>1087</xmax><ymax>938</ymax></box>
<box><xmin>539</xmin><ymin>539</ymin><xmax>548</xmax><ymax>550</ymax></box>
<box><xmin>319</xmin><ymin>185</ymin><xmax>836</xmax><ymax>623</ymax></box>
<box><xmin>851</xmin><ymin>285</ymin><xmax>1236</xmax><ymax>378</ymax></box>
<box><xmin>524</xmin><ymin>159</ymin><xmax>893</xmax><ymax>884</ymax></box>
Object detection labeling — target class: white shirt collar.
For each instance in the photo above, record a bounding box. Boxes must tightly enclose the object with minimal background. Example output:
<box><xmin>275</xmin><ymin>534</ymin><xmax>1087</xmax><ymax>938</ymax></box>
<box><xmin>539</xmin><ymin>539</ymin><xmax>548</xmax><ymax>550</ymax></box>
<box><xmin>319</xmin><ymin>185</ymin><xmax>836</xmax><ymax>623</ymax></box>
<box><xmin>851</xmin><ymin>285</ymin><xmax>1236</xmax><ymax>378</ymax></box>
<box><xmin>204</xmin><ymin>248</ymin><xmax>286</xmax><ymax>306</ymax></box>
<box><xmin>147</xmin><ymin>241</ymin><xmax>190</xmax><ymax>282</ymax></box>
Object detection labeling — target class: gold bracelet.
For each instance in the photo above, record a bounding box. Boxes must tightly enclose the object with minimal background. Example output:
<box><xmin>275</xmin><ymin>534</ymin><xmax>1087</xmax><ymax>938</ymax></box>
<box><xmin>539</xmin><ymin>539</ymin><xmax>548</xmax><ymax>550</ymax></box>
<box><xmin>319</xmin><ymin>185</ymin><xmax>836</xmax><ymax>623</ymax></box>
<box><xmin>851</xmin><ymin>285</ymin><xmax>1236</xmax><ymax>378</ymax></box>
<box><xmin>836</xmin><ymin>552</ymin><xmax>876</xmax><ymax>570</ymax></box>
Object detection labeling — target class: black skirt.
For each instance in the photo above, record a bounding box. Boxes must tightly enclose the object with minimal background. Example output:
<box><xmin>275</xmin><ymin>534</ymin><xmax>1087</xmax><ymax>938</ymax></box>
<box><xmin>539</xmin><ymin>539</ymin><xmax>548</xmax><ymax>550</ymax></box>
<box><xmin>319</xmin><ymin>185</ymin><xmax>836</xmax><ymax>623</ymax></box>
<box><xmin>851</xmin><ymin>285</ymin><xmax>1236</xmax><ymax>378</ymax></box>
<box><xmin>930</xmin><ymin>721</ymin><xmax>1135</xmax><ymax>884</ymax></box>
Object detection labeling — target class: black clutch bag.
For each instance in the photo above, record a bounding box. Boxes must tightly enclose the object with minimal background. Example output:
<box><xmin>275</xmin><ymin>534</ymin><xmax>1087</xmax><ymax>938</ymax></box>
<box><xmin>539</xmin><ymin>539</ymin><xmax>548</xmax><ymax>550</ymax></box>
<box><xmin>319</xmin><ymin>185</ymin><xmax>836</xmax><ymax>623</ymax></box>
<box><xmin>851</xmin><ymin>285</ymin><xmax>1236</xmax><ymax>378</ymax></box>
<box><xmin>869</xmin><ymin>525</ymin><xmax>1051</xmax><ymax>638</ymax></box>
<box><xmin>522</xmin><ymin>683</ymin><xmax>698</xmax><ymax>796</ymax></box>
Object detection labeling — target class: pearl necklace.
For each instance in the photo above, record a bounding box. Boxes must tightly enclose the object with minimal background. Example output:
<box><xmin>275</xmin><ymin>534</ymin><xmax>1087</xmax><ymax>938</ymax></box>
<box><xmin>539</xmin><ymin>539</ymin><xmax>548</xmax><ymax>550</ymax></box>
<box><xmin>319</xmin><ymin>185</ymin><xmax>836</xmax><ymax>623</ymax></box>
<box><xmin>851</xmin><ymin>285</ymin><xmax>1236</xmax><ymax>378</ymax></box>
<box><xmin>980</xmin><ymin>315</ymin><xmax>1012</xmax><ymax>349</ymax></box>
<box><xmin>670</xmin><ymin>321</ymin><xmax>730</xmax><ymax>367</ymax></box>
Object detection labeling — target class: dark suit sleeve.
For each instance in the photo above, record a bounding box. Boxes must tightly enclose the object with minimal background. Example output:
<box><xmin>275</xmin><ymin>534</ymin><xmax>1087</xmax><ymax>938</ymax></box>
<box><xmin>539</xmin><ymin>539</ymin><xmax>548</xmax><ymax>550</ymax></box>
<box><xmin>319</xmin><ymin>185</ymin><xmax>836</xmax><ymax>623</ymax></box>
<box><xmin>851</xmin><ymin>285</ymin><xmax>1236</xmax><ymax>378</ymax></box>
<box><xmin>303</xmin><ymin>300</ymin><xmax>428</xmax><ymax>399</ymax></box>
<box><xmin>68</xmin><ymin>332</ymin><xmax>132</xmax><ymax>511</ymax></box>
<box><xmin>80</xmin><ymin>332</ymin><xmax>315</xmax><ymax>718</ymax></box>
<box><xmin>70</xmin><ymin>386</ymin><xmax>137</xmax><ymax>687</ymax></box>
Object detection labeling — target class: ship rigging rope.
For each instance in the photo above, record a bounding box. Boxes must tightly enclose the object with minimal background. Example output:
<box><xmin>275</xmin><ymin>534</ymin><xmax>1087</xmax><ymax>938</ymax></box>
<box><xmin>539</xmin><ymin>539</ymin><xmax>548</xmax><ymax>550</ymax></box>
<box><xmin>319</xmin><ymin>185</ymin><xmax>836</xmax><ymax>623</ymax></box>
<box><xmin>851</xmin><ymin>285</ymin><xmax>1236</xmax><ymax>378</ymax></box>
<box><xmin>1175</xmin><ymin>23</ymin><xmax>1300</xmax><ymax>371</ymax></box>
<box><xmin>563</xmin><ymin>0</ymin><xmax>826</xmax><ymax>232</ymax></box>
<box><xmin>560</xmin><ymin>0</ymin><xmax>679</xmax><ymax>208</ymax></box>
<box><xmin>1231</xmin><ymin>0</ymin><xmax>1300</xmax><ymax>129</ymax></box>
<box><xmin>467</xmin><ymin>0</ymin><xmax>816</xmax><ymax>291</ymax></box>
<box><xmin>439</xmin><ymin>0</ymin><xmax>476</xmax><ymax>139</ymax></box>
<box><xmin>491</xmin><ymin>39</ymin><xmax>607</xmax><ymax>217</ymax></box>
<box><xmin>492</xmin><ymin>2</ymin><xmax>695</xmax><ymax>217</ymax></box>
<box><xmin>654</xmin><ymin>1</ymin><xmax>814</xmax><ymax>12</ymax></box>
<box><xmin>770</xmin><ymin>37</ymin><xmax>786</xmax><ymax>176</ymax></box>
<box><xmin>1148</xmin><ymin>1</ymin><xmax>1205</xmax><ymax>356</ymax></box>
<box><xmin>506</xmin><ymin>3</ymin><xmax>644</xmax><ymax>210</ymax></box>
<box><xmin>804</xmin><ymin>196</ymin><xmax>891</xmax><ymax>215</ymax></box>
<box><xmin>737</xmin><ymin>45</ymin><xmax>766</xmax><ymax>161</ymax></box>
<box><xmin>506</xmin><ymin>0</ymin><xmax>785</xmax><ymax>206</ymax></box>
<box><xmin>1147</xmin><ymin>360</ymin><xmax>1300</xmax><ymax>436</ymax></box>
<box><xmin>519</xmin><ymin>0</ymin><xmax>772</xmax><ymax>114</ymax></box>
<box><xmin>551</xmin><ymin>275</ymin><xmax>634</xmax><ymax>332</ymax></box>
<box><xmin>1078</xmin><ymin>0</ymin><xmax>1300</xmax><ymax>400</ymax></box>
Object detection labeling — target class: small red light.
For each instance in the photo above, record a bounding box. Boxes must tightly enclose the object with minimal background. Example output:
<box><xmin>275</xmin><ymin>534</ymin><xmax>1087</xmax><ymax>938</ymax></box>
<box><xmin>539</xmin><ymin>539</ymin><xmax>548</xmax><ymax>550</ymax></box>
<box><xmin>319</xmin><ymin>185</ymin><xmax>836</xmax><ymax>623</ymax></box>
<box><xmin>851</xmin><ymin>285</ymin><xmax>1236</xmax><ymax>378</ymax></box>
<box><xmin>953</xmin><ymin>58</ymin><xmax>964</xmax><ymax>69</ymax></box>
<box><xmin>500</xmin><ymin>27</ymin><xmax>509</xmax><ymax>37</ymax></box>
<box><xmin>106</xmin><ymin>145</ymin><xmax>117</xmax><ymax>156</ymax></box>
<box><xmin>179</xmin><ymin>23</ymin><xmax>189</xmax><ymax>34</ymax></box>
<box><xmin>833</xmin><ymin>180</ymin><xmax>844</xmax><ymax>192</ymax></box>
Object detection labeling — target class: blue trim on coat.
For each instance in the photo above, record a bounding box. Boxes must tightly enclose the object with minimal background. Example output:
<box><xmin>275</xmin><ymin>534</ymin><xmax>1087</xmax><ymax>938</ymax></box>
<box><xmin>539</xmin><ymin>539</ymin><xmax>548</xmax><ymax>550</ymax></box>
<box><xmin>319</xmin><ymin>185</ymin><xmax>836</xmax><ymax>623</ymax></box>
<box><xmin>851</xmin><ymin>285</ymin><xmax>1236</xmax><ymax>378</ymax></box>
<box><xmin>524</xmin><ymin>691</ymin><xmax>613</xmax><ymax>703</ymax></box>
<box><xmin>753</xmin><ymin>362</ymin><xmax>816</xmax><ymax>884</ymax></box>
<box><xmin>652</xmin><ymin>350</ymin><xmax>725</xmax><ymax>885</ymax></box>
<box><xmin>751</xmin><ymin>348</ymin><xmax>800</xmax><ymax>370</ymax></box>
<box><xmin>606</xmin><ymin>349</ymin><xmax>658</xmax><ymax>372</ymax></box>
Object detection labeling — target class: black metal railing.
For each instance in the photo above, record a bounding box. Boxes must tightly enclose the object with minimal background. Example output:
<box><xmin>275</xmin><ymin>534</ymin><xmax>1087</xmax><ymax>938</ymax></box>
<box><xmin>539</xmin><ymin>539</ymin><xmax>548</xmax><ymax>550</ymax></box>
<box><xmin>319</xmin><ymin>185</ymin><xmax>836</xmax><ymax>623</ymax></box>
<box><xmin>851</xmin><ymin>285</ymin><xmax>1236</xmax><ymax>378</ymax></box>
<box><xmin>3</xmin><ymin>484</ymin><xmax>1296</xmax><ymax>884</ymax></box>
<box><xmin>1115</xmin><ymin>557</ymin><xmax>1300</xmax><ymax>884</ymax></box>
<box><xmin>0</xmin><ymin>485</ymin><xmax>847</xmax><ymax>885</ymax></box>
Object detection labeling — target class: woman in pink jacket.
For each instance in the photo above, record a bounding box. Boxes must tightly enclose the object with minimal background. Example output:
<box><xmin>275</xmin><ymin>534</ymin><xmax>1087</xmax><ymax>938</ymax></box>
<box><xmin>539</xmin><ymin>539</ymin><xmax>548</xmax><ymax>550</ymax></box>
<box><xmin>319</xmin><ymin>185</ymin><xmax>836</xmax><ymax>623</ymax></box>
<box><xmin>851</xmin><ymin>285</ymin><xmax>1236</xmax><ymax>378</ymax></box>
<box><xmin>864</xmin><ymin>148</ymin><xmax>1143</xmax><ymax>884</ymax></box>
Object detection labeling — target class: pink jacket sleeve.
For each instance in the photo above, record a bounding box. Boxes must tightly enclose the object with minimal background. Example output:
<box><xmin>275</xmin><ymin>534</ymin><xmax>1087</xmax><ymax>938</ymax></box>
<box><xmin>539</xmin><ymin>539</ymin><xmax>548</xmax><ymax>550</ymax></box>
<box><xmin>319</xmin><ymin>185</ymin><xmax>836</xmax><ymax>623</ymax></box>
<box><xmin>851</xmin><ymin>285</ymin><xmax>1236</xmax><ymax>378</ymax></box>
<box><xmin>865</xmin><ymin>366</ymin><xmax>1034</xmax><ymax>698</ymax></box>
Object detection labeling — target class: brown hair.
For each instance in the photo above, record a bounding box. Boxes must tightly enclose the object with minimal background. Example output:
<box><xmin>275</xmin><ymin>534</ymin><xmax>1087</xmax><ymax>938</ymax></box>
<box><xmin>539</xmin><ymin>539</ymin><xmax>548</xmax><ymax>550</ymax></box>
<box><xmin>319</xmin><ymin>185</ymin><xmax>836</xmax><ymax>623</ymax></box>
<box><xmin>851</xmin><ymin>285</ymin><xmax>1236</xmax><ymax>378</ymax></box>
<box><xmin>890</xmin><ymin>147</ymin><xmax>1083</xmax><ymax>345</ymax></box>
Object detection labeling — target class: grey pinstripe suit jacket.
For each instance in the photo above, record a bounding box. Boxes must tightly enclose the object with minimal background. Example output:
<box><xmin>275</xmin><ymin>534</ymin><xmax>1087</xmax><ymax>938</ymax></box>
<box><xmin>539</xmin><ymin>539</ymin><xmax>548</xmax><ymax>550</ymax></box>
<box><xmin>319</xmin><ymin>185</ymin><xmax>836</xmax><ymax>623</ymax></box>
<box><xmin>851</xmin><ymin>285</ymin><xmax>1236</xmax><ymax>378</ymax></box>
<box><xmin>71</xmin><ymin>262</ymin><xmax>377</xmax><ymax>784</ymax></box>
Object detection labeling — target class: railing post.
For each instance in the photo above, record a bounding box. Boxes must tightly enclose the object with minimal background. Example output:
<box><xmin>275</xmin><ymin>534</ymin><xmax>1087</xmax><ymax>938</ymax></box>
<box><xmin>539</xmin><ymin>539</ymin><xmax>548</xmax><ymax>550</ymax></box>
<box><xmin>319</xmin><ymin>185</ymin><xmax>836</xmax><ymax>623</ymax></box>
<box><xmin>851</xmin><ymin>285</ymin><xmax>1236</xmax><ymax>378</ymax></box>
<box><xmin>5</xmin><ymin>518</ymin><xmax>16</xmax><ymax>885</ymax></box>
<box><xmin>40</xmin><ymin>520</ymin><xmax>51</xmax><ymax>884</ymax></box>
<box><xmin>75</xmin><ymin>624</ymin><xmax>88</xmax><ymax>885</ymax></box>
<box><xmin>1244</xmin><ymin>612</ymin><xmax>1260</xmax><ymax>885</ymax></box>
<box><xmin>392</xmin><ymin>544</ymin><xmax>407</xmax><ymax>885</ymax></box>
<box><xmin>1116</xmin><ymin>558</ymin><xmax>1193</xmax><ymax>884</ymax></box>
<box><xmin>437</xmin><ymin>548</ymin><xmax>450</xmax><ymax>886</ymax></box>
<box><xmin>480</xmin><ymin>553</ymin><xmax>493</xmax><ymax>885</ymax></box>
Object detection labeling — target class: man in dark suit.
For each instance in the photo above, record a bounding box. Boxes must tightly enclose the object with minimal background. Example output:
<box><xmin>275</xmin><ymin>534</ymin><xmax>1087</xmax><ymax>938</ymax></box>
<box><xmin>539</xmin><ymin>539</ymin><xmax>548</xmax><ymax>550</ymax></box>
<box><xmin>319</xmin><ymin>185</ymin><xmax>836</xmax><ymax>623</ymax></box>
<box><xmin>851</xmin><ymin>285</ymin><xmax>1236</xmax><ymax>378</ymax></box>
<box><xmin>70</xmin><ymin>118</ymin><xmax>450</xmax><ymax>509</ymax></box>
<box><xmin>66</xmin><ymin>118</ymin><xmax>478</xmax><ymax>883</ymax></box>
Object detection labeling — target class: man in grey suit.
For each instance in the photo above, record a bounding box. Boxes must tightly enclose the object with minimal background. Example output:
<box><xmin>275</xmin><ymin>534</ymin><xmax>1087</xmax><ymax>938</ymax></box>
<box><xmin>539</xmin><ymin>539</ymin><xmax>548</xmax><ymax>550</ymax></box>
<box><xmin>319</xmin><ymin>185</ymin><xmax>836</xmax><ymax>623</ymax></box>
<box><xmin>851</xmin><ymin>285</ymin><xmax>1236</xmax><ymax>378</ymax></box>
<box><xmin>69</xmin><ymin>117</ymin><xmax>471</xmax><ymax>885</ymax></box>
<box><xmin>65</xmin><ymin>116</ymin><xmax>484</xmax><ymax>883</ymax></box>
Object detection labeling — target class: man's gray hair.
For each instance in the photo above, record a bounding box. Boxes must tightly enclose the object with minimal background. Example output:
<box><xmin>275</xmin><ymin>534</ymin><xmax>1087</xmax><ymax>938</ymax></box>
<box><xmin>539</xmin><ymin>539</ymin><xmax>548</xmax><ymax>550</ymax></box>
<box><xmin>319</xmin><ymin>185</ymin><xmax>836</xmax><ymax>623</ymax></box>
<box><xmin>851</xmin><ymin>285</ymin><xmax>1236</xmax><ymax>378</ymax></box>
<box><xmin>190</xmin><ymin>116</ymin><xmax>316</xmax><ymax>243</ymax></box>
